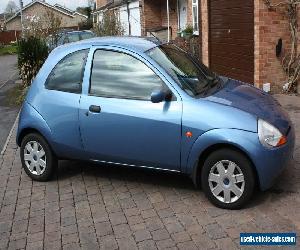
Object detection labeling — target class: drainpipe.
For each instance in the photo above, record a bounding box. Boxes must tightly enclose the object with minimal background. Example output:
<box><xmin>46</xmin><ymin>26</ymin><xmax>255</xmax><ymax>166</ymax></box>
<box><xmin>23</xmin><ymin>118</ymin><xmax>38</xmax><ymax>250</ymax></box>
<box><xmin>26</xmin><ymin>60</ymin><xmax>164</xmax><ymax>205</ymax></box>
<box><xmin>19</xmin><ymin>0</ymin><xmax>24</xmax><ymax>35</ymax></box>
<box><xmin>177</xmin><ymin>0</ymin><xmax>180</xmax><ymax>32</ymax></box>
<box><xmin>126</xmin><ymin>1</ymin><xmax>131</xmax><ymax>36</ymax></box>
<box><xmin>167</xmin><ymin>0</ymin><xmax>170</xmax><ymax>42</ymax></box>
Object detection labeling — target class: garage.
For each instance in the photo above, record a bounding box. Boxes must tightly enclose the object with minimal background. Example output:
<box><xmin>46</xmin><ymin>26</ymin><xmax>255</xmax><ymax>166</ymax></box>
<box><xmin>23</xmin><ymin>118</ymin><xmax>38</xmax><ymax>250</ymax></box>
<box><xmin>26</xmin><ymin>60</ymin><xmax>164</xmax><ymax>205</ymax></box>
<box><xmin>208</xmin><ymin>0</ymin><xmax>254</xmax><ymax>83</ymax></box>
<box><xmin>119</xmin><ymin>1</ymin><xmax>142</xmax><ymax>36</ymax></box>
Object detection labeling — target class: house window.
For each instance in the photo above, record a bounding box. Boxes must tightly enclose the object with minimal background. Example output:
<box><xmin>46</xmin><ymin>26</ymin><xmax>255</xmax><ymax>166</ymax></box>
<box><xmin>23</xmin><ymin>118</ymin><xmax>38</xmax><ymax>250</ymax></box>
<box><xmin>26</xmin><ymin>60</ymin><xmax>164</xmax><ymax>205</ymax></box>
<box><xmin>192</xmin><ymin>0</ymin><xmax>199</xmax><ymax>35</ymax></box>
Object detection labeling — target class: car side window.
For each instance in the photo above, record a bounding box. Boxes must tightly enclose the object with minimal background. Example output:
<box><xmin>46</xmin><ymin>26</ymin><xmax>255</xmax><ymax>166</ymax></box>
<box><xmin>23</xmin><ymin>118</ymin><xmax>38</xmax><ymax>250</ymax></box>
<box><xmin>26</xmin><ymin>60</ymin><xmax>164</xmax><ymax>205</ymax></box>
<box><xmin>90</xmin><ymin>50</ymin><xmax>165</xmax><ymax>100</ymax></box>
<box><xmin>46</xmin><ymin>49</ymin><xmax>89</xmax><ymax>94</ymax></box>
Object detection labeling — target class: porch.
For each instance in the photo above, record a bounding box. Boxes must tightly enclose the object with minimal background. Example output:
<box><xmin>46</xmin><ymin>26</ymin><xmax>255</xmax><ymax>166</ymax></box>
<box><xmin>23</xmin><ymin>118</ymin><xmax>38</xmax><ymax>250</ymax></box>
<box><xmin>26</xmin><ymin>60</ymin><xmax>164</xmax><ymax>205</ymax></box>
<box><xmin>141</xmin><ymin>0</ymin><xmax>196</xmax><ymax>42</ymax></box>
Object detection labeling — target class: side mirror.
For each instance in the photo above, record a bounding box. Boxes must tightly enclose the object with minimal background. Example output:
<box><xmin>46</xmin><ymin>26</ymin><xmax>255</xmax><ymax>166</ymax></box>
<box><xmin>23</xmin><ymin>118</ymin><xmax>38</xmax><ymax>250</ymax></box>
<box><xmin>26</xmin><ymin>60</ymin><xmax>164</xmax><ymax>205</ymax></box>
<box><xmin>151</xmin><ymin>89</ymin><xmax>172</xmax><ymax>103</ymax></box>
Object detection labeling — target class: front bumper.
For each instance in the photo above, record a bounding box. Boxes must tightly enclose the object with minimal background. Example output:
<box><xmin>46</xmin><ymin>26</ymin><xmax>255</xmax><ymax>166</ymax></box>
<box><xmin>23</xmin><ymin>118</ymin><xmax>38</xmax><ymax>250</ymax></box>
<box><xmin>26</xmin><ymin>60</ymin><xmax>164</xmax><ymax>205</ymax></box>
<box><xmin>253</xmin><ymin>125</ymin><xmax>295</xmax><ymax>191</ymax></box>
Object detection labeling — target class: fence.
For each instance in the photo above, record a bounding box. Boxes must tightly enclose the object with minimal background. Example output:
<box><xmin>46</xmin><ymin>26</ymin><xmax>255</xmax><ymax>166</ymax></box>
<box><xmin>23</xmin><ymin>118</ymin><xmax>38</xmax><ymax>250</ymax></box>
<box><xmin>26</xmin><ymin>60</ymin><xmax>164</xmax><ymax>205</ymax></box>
<box><xmin>0</xmin><ymin>30</ymin><xmax>21</xmax><ymax>45</ymax></box>
<box><xmin>0</xmin><ymin>26</ymin><xmax>80</xmax><ymax>45</ymax></box>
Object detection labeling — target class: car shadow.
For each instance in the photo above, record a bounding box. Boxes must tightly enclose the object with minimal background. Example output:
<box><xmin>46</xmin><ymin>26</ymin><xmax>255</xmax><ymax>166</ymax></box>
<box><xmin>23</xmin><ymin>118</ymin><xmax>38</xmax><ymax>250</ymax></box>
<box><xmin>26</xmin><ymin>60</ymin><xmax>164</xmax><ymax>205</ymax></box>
<box><xmin>56</xmin><ymin>159</ymin><xmax>195</xmax><ymax>191</ymax></box>
<box><xmin>54</xmin><ymin>157</ymin><xmax>299</xmax><ymax>210</ymax></box>
<box><xmin>244</xmin><ymin>159</ymin><xmax>299</xmax><ymax>209</ymax></box>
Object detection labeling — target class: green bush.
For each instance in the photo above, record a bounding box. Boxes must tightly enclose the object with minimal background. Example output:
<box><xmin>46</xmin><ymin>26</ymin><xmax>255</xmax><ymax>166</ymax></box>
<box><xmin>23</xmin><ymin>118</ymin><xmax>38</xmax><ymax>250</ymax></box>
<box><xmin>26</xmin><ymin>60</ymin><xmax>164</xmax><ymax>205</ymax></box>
<box><xmin>94</xmin><ymin>10</ymin><xmax>124</xmax><ymax>36</ymax></box>
<box><xmin>183</xmin><ymin>25</ymin><xmax>194</xmax><ymax>34</ymax></box>
<box><xmin>79</xmin><ymin>19</ymin><xmax>93</xmax><ymax>30</ymax></box>
<box><xmin>18</xmin><ymin>37</ymin><xmax>49</xmax><ymax>87</ymax></box>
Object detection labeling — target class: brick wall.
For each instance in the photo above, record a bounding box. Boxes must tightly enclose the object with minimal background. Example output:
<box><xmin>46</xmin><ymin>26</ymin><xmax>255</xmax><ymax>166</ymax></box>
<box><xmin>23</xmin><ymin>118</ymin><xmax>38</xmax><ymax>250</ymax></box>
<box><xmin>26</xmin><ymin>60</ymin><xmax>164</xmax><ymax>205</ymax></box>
<box><xmin>200</xmin><ymin>0</ymin><xmax>209</xmax><ymax>66</ymax></box>
<box><xmin>254</xmin><ymin>0</ymin><xmax>300</xmax><ymax>92</ymax></box>
<box><xmin>142</xmin><ymin>0</ymin><xmax>162</xmax><ymax>34</ymax></box>
<box><xmin>142</xmin><ymin>0</ymin><xmax>195</xmax><ymax>40</ymax></box>
<box><xmin>186</xmin><ymin>0</ymin><xmax>193</xmax><ymax>26</ymax></box>
<box><xmin>161</xmin><ymin>0</ymin><xmax>178</xmax><ymax>39</ymax></box>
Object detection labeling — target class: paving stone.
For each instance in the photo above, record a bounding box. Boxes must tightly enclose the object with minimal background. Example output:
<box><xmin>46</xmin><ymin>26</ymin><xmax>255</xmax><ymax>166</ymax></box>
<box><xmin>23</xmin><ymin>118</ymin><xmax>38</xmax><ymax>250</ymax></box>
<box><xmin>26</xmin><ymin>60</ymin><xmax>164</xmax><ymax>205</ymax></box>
<box><xmin>8</xmin><ymin>238</ymin><xmax>26</xmax><ymax>250</ymax></box>
<box><xmin>204</xmin><ymin>223</ymin><xmax>227</xmax><ymax>240</ymax></box>
<box><xmin>109</xmin><ymin>211</ymin><xmax>127</xmax><ymax>225</ymax></box>
<box><xmin>171</xmin><ymin>231</ymin><xmax>191</xmax><ymax>243</ymax></box>
<box><xmin>141</xmin><ymin>209</ymin><xmax>157</xmax><ymax>219</ymax></box>
<box><xmin>177</xmin><ymin>240</ymin><xmax>198</xmax><ymax>250</ymax></box>
<box><xmin>133</xmin><ymin>229</ymin><xmax>152</xmax><ymax>242</ymax></box>
<box><xmin>113</xmin><ymin>224</ymin><xmax>132</xmax><ymax>239</ymax></box>
<box><xmin>165</xmin><ymin>221</ymin><xmax>185</xmax><ymax>234</ymax></box>
<box><xmin>156</xmin><ymin>238</ymin><xmax>176</xmax><ymax>249</ymax></box>
<box><xmin>95</xmin><ymin>221</ymin><xmax>113</xmax><ymax>237</ymax></box>
<box><xmin>26</xmin><ymin>240</ymin><xmax>43</xmax><ymax>250</ymax></box>
<box><xmin>215</xmin><ymin>237</ymin><xmax>238</xmax><ymax>250</ymax></box>
<box><xmin>138</xmin><ymin>239</ymin><xmax>157</xmax><ymax>250</ymax></box>
<box><xmin>99</xmin><ymin>235</ymin><xmax>118</xmax><ymax>250</ymax></box>
<box><xmin>1</xmin><ymin>95</ymin><xmax>300</xmax><ymax>250</ymax></box>
<box><xmin>117</xmin><ymin>236</ymin><xmax>138</xmax><ymax>250</ymax></box>
<box><xmin>151</xmin><ymin>229</ymin><xmax>170</xmax><ymax>241</ymax></box>
<box><xmin>62</xmin><ymin>233</ymin><xmax>79</xmax><ymax>245</ymax></box>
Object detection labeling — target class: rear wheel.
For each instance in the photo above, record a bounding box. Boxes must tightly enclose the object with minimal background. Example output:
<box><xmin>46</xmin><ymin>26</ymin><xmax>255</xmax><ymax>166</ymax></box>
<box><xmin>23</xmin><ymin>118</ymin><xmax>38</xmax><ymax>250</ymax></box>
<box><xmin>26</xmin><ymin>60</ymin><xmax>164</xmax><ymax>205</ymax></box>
<box><xmin>201</xmin><ymin>149</ymin><xmax>255</xmax><ymax>209</ymax></box>
<box><xmin>20</xmin><ymin>133</ymin><xmax>57</xmax><ymax>181</ymax></box>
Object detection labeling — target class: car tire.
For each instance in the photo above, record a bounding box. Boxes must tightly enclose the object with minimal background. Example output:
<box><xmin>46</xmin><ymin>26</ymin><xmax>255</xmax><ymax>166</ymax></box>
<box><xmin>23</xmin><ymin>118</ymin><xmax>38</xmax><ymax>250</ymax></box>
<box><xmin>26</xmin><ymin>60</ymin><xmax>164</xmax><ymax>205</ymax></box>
<box><xmin>20</xmin><ymin>133</ymin><xmax>57</xmax><ymax>181</ymax></box>
<box><xmin>201</xmin><ymin>148</ymin><xmax>255</xmax><ymax>209</ymax></box>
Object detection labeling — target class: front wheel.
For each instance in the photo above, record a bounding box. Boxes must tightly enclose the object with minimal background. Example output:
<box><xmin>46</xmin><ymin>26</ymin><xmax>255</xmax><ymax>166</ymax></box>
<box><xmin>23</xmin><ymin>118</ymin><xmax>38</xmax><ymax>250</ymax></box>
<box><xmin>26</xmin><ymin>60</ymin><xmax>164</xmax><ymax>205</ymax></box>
<box><xmin>201</xmin><ymin>149</ymin><xmax>255</xmax><ymax>209</ymax></box>
<box><xmin>20</xmin><ymin>133</ymin><xmax>57</xmax><ymax>181</ymax></box>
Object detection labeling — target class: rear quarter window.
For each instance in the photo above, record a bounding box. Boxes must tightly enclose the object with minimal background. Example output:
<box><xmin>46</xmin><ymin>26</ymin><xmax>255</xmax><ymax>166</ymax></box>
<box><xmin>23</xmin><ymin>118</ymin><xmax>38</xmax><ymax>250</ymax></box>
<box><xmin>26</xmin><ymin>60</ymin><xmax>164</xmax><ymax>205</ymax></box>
<box><xmin>45</xmin><ymin>49</ymin><xmax>89</xmax><ymax>93</ymax></box>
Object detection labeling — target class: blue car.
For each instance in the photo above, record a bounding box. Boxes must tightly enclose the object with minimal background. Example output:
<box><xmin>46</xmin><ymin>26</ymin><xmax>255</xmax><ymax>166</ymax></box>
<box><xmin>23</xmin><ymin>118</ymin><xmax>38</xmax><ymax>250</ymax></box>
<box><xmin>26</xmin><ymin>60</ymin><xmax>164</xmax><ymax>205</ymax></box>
<box><xmin>17</xmin><ymin>37</ymin><xmax>295</xmax><ymax>209</ymax></box>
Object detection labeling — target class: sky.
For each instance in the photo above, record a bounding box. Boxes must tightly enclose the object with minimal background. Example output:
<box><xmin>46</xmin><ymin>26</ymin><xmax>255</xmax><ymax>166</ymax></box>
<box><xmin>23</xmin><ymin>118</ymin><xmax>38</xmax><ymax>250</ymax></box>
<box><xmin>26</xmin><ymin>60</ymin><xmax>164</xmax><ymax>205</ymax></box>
<box><xmin>0</xmin><ymin>0</ymin><xmax>89</xmax><ymax>13</ymax></box>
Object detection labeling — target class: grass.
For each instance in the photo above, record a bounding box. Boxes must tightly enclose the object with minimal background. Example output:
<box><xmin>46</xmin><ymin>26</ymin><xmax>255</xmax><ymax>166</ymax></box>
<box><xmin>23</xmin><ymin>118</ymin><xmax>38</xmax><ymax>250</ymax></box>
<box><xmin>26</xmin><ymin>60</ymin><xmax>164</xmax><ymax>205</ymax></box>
<box><xmin>6</xmin><ymin>84</ymin><xmax>27</xmax><ymax>107</ymax></box>
<box><xmin>0</xmin><ymin>44</ymin><xmax>18</xmax><ymax>56</ymax></box>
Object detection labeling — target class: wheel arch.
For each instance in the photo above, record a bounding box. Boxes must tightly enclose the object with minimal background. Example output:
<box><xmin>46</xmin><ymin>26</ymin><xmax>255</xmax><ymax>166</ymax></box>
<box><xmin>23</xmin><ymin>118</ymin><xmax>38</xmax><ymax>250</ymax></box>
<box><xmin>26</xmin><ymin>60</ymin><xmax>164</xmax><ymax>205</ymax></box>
<box><xmin>192</xmin><ymin>143</ymin><xmax>260</xmax><ymax>190</ymax></box>
<box><xmin>17</xmin><ymin>127</ymin><xmax>44</xmax><ymax>146</ymax></box>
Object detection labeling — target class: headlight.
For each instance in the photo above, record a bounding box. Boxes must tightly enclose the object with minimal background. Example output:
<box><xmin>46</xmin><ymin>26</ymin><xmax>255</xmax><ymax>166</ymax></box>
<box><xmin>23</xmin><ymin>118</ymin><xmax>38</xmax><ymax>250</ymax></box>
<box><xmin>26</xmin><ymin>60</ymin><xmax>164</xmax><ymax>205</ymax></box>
<box><xmin>258</xmin><ymin>119</ymin><xmax>287</xmax><ymax>148</ymax></box>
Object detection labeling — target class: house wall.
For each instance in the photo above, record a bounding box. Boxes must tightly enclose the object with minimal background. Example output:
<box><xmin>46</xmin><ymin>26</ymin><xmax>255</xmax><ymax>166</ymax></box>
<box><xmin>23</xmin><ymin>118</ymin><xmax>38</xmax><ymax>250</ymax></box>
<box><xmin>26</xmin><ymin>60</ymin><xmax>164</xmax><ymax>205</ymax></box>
<box><xmin>142</xmin><ymin>0</ymin><xmax>195</xmax><ymax>40</ymax></box>
<box><xmin>200</xmin><ymin>0</ymin><xmax>209</xmax><ymax>66</ymax></box>
<box><xmin>142</xmin><ymin>0</ymin><xmax>162</xmax><ymax>34</ymax></box>
<box><xmin>161</xmin><ymin>0</ymin><xmax>178</xmax><ymax>39</ymax></box>
<box><xmin>199</xmin><ymin>0</ymin><xmax>299</xmax><ymax>92</ymax></box>
<box><xmin>6</xmin><ymin>2</ymin><xmax>86</xmax><ymax>31</ymax></box>
<box><xmin>6</xmin><ymin>17</ymin><xmax>22</xmax><ymax>31</ymax></box>
<box><xmin>96</xmin><ymin>0</ymin><xmax>108</xmax><ymax>9</ymax></box>
<box><xmin>254</xmin><ymin>0</ymin><xmax>300</xmax><ymax>92</ymax></box>
<box><xmin>186</xmin><ymin>0</ymin><xmax>193</xmax><ymax>25</ymax></box>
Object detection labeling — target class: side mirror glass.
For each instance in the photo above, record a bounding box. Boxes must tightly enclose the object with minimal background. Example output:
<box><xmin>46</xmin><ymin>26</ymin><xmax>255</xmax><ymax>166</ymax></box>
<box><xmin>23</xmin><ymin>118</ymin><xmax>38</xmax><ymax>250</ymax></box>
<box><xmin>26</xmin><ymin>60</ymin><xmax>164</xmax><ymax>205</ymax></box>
<box><xmin>151</xmin><ymin>89</ymin><xmax>172</xmax><ymax>103</ymax></box>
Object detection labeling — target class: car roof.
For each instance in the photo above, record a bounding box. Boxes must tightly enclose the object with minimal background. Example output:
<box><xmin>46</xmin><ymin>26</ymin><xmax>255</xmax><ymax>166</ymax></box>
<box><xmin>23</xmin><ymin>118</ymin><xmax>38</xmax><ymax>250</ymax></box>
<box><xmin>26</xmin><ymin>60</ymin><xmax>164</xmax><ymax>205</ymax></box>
<box><xmin>57</xmin><ymin>36</ymin><xmax>162</xmax><ymax>53</ymax></box>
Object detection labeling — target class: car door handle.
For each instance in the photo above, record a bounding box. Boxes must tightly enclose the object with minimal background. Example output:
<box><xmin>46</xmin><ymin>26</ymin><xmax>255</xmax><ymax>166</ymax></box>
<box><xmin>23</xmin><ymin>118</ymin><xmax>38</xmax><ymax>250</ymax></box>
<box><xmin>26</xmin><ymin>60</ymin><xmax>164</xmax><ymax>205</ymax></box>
<box><xmin>89</xmin><ymin>105</ymin><xmax>101</xmax><ymax>113</ymax></box>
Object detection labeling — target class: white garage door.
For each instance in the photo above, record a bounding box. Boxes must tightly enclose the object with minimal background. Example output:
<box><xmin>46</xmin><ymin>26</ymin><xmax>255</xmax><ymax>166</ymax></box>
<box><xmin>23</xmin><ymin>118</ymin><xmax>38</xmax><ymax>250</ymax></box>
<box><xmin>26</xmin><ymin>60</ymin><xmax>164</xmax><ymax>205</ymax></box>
<box><xmin>119</xmin><ymin>1</ymin><xmax>141</xmax><ymax>36</ymax></box>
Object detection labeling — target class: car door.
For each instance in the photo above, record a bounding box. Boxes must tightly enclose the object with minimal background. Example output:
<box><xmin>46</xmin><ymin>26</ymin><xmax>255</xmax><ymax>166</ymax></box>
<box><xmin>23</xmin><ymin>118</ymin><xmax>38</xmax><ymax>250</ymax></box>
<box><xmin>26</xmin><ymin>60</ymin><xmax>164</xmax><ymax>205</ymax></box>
<box><xmin>79</xmin><ymin>47</ymin><xmax>183</xmax><ymax>171</ymax></box>
<box><xmin>37</xmin><ymin>48</ymin><xmax>89</xmax><ymax>159</ymax></box>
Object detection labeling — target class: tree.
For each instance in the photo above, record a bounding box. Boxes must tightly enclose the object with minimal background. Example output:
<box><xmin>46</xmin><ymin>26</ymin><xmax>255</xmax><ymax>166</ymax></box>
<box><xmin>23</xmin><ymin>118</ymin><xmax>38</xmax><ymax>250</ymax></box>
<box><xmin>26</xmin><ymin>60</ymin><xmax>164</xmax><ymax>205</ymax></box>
<box><xmin>87</xmin><ymin>0</ymin><xmax>95</xmax><ymax>9</ymax></box>
<box><xmin>94</xmin><ymin>10</ymin><xmax>124</xmax><ymax>36</ymax></box>
<box><xmin>43</xmin><ymin>10</ymin><xmax>63</xmax><ymax>48</ymax></box>
<box><xmin>5</xmin><ymin>0</ymin><xmax>18</xmax><ymax>15</ymax></box>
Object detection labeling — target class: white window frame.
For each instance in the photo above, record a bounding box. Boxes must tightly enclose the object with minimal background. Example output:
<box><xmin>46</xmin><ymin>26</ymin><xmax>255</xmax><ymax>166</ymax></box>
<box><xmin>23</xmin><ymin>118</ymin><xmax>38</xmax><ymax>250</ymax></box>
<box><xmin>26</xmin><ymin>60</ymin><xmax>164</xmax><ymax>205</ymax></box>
<box><xmin>192</xmin><ymin>0</ymin><xmax>199</xmax><ymax>35</ymax></box>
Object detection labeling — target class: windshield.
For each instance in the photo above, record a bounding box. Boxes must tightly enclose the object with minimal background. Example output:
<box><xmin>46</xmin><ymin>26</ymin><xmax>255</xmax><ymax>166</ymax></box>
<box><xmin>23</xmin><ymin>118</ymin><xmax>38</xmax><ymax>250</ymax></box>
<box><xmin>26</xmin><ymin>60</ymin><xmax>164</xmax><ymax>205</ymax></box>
<box><xmin>146</xmin><ymin>44</ymin><xmax>222</xmax><ymax>97</ymax></box>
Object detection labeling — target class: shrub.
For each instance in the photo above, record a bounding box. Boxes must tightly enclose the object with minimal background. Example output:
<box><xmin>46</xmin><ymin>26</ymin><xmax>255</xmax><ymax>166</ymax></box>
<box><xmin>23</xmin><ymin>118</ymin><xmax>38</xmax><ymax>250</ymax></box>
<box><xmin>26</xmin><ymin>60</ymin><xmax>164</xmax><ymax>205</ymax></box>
<box><xmin>17</xmin><ymin>37</ymin><xmax>49</xmax><ymax>87</ymax></box>
<box><xmin>183</xmin><ymin>25</ymin><xmax>194</xmax><ymax>34</ymax></box>
<box><xmin>94</xmin><ymin>10</ymin><xmax>124</xmax><ymax>36</ymax></box>
<box><xmin>79</xmin><ymin>19</ymin><xmax>93</xmax><ymax>30</ymax></box>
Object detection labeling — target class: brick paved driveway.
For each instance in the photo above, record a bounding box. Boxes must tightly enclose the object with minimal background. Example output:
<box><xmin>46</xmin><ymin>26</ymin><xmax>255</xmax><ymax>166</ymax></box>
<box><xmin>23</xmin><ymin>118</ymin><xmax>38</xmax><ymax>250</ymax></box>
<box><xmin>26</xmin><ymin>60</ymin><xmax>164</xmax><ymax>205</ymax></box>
<box><xmin>0</xmin><ymin>94</ymin><xmax>299</xmax><ymax>250</ymax></box>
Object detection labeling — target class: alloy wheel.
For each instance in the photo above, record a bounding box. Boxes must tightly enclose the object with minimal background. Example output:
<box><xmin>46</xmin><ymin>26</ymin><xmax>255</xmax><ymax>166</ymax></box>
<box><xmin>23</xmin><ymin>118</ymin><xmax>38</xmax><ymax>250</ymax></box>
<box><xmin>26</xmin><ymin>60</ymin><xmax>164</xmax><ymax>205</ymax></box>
<box><xmin>23</xmin><ymin>141</ymin><xmax>47</xmax><ymax>176</ymax></box>
<box><xmin>208</xmin><ymin>160</ymin><xmax>245</xmax><ymax>203</ymax></box>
